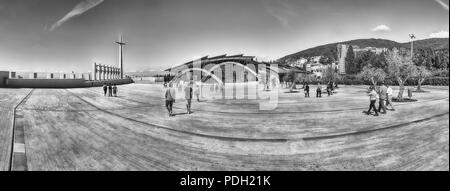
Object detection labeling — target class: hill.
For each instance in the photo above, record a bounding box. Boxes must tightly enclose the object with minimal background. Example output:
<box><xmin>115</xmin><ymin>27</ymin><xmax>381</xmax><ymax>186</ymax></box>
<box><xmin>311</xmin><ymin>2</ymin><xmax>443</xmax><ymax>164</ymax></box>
<box><xmin>401</xmin><ymin>38</ymin><xmax>449</xmax><ymax>50</ymax></box>
<box><xmin>279</xmin><ymin>38</ymin><xmax>449</xmax><ymax>62</ymax></box>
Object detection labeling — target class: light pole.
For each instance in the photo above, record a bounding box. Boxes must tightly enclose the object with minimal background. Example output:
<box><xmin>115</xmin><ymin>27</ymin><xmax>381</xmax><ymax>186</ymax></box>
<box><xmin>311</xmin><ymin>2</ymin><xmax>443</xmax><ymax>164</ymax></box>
<box><xmin>409</xmin><ymin>34</ymin><xmax>416</xmax><ymax>64</ymax></box>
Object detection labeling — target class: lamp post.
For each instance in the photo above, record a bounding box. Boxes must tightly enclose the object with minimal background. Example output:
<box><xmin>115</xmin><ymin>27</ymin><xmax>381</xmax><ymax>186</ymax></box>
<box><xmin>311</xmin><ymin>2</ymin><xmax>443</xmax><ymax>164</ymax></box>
<box><xmin>409</xmin><ymin>34</ymin><xmax>416</xmax><ymax>64</ymax></box>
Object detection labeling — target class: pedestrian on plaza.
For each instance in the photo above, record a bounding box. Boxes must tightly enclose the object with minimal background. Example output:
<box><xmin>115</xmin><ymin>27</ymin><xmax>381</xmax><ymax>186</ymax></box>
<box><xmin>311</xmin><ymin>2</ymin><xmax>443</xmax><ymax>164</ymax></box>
<box><xmin>108</xmin><ymin>84</ymin><xmax>113</xmax><ymax>97</ymax></box>
<box><xmin>378</xmin><ymin>82</ymin><xmax>388</xmax><ymax>114</ymax></box>
<box><xmin>113</xmin><ymin>84</ymin><xmax>118</xmax><ymax>97</ymax></box>
<box><xmin>367</xmin><ymin>86</ymin><xmax>379</xmax><ymax>116</ymax></box>
<box><xmin>194</xmin><ymin>83</ymin><xmax>201</xmax><ymax>102</ymax></box>
<box><xmin>327</xmin><ymin>82</ymin><xmax>332</xmax><ymax>96</ymax></box>
<box><xmin>102</xmin><ymin>83</ymin><xmax>108</xmax><ymax>96</ymax></box>
<box><xmin>316</xmin><ymin>83</ymin><xmax>322</xmax><ymax>98</ymax></box>
<box><xmin>386</xmin><ymin>85</ymin><xmax>395</xmax><ymax>111</ymax></box>
<box><xmin>305</xmin><ymin>83</ymin><xmax>310</xmax><ymax>97</ymax></box>
<box><xmin>165</xmin><ymin>83</ymin><xmax>176</xmax><ymax>117</ymax></box>
<box><xmin>184</xmin><ymin>82</ymin><xmax>193</xmax><ymax>114</ymax></box>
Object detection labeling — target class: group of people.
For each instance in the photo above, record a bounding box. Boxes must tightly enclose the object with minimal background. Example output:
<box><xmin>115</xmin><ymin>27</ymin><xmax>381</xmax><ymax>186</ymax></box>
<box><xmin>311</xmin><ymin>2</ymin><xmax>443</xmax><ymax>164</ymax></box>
<box><xmin>303</xmin><ymin>82</ymin><xmax>336</xmax><ymax>98</ymax></box>
<box><xmin>367</xmin><ymin>82</ymin><xmax>395</xmax><ymax>116</ymax></box>
<box><xmin>164</xmin><ymin>81</ymin><xmax>202</xmax><ymax>117</ymax></box>
<box><xmin>103</xmin><ymin>83</ymin><xmax>118</xmax><ymax>97</ymax></box>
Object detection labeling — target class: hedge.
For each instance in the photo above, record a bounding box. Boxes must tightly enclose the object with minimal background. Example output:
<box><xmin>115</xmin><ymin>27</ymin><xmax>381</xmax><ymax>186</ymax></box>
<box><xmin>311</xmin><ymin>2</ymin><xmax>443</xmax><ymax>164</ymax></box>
<box><xmin>298</xmin><ymin>77</ymin><xmax>449</xmax><ymax>86</ymax></box>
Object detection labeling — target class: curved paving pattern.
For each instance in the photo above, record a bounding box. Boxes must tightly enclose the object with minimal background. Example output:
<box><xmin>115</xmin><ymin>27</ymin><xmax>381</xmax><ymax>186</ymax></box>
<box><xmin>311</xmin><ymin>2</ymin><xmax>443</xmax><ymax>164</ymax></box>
<box><xmin>1</xmin><ymin>84</ymin><xmax>448</xmax><ymax>170</ymax></box>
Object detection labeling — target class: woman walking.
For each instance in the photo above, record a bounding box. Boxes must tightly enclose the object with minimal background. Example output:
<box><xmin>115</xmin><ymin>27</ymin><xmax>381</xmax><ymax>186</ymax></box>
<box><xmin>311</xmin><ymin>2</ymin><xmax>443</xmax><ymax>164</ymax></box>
<box><xmin>367</xmin><ymin>86</ymin><xmax>379</xmax><ymax>116</ymax></box>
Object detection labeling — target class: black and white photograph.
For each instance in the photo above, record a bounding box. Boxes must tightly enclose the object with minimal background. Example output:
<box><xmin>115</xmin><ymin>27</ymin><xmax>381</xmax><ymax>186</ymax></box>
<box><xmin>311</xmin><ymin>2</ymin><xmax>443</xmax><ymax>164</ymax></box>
<box><xmin>0</xmin><ymin>0</ymin><xmax>449</xmax><ymax>175</ymax></box>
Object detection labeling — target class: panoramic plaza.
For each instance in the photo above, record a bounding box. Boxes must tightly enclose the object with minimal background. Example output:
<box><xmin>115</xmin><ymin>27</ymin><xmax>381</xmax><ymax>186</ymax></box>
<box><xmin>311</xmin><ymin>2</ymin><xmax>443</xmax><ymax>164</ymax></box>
<box><xmin>0</xmin><ymin>84</ymin><xmax>448</xmax><ymax>171</ymax></box>
<box><xmin>0</xmin><ymin>0</ymin><xmax>448</xmax><ymax>173</ymax></box>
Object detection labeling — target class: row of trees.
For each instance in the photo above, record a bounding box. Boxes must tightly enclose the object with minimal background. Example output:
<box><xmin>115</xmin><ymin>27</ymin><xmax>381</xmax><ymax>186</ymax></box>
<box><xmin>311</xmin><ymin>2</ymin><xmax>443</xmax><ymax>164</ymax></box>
<box><xmin>345</xmin><ymin>46</ymin><xmax>449</xmax><ymax>75</ymax></box>
<box><xmin>358</xmin><ymin>48</ymin><xmax>434</xmax><ymax>100</ymax></box>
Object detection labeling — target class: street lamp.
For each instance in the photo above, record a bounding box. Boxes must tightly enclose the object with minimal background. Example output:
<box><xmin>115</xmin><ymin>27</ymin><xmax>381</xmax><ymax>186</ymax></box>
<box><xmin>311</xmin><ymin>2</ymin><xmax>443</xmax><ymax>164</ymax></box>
<box><xmin>409</xmin><ymin>34</ymin><xmax>416</xmax><ymax>64</ymax></box>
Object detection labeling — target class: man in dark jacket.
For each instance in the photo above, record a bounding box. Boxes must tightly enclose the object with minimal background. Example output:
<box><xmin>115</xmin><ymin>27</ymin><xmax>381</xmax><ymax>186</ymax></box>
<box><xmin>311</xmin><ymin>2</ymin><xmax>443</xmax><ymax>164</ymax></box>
<box><xmin>103</xmin><ymin>83</ymin><xmax>108</xmax><ymax>96</ymax></box>
<box><xmin>108</xmin><ymin>84</ymin><xmax>113</xmax><ymax>97</ymax></box>
<box><xmin>305</xmin><ymin>84</ymin><xmax>310</xmax><ymax>97</ymax></box>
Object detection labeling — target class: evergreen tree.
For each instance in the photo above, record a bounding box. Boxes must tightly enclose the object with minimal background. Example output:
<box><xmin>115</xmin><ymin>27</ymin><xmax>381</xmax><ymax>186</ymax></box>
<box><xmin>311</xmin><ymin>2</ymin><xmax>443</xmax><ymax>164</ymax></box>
<box><xmin>345</xmin><ymin>45</ymin><xmax>356</xmax><ymax>74</ymax></box>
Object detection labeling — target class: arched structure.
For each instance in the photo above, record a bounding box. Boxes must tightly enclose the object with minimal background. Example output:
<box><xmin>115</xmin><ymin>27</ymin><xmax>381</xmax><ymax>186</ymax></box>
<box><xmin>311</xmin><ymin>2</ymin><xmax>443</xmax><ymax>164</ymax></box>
<box><xmin>165</xmin><ymin>54</ymin><xmax>279</xmax><ymax>85</ymax></box>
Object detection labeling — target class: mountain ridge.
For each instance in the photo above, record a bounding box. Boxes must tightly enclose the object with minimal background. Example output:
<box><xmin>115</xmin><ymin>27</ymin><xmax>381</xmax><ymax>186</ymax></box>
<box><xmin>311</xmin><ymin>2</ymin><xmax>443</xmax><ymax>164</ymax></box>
<box><xmin>279</xmin><ymin>38</ymin><xmax>449</xmax><ymax>62</ymax></box>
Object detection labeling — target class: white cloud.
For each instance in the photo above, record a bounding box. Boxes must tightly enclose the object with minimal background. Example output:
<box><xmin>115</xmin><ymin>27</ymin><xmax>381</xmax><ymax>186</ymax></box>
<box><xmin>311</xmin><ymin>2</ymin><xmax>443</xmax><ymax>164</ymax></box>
<box><xmin>371</xmin><ymin>25</ymin><xmax>391</xmax><ymax>32</ymax></box>
<box><xmin>262</xmin><ymin>0</ymin><xmax>297</xmax><ymax>28</ymax></box>
<box><xmin>435</xmin><ymin>0</ymin><xmax>449</xmax><ymax>11</ymax></box>
<box><xmin>49</xmin><ymin>0</ymin><xmax>105</xmax><ymax>31</ymax></box>
<box><xmin>429</xmin><ymin>30</ymin><xmax>449</xmax><ymax>38</ymax></box>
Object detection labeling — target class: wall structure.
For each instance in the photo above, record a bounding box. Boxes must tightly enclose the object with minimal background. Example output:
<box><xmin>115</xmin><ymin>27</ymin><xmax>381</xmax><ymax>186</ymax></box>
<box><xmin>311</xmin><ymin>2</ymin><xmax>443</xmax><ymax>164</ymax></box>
<box><xmin>5</xmin><ymin>78</ymin><xmax>133</xmax><ymax>89</ymax></box>
<box><xmin>0</xmin><ymin>71</ymin><xmax>9</xmax><ymax>87</ymax></box>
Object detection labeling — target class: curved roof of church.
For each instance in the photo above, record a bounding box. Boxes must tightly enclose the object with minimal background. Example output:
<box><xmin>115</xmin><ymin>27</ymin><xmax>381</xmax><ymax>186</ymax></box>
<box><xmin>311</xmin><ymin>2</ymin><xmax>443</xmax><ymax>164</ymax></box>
<box><xmin>165</xmin><ymin>54</ymin><xmax>258</xmax><ymax>71</ymax></box>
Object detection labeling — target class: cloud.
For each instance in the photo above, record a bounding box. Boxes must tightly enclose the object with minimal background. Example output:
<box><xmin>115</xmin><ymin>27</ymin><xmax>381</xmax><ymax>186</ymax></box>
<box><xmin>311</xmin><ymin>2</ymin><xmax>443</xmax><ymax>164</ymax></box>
<box><xmin>435</xmin><ymin>0</ymin><xmax>449</xmax><ymax>11</ymax></box>
<box><xmin>429</xmin><ymin>30</ymin><xmax>449</xmax><ymax>38</ymax></box>
<box><xmin>49</xmin><ymin>0</ymin><xmax>105</xmax><ymax>31</ymax></box>
<box><xmin>371</xmin><ymin>25</ymin><xmax>391</xmax><ymax>32</ymax></box>
<box><xmin>262</xmin><ymin>0</ymin><xmax>297</xmax><ymax>28</ymax></box>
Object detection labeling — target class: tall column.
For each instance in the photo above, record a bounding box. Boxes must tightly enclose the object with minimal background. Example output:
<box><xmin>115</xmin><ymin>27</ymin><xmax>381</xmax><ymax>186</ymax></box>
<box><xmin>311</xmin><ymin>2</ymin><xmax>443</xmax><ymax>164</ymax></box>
<box><xmin>107</xmin><ymin>66</ymin><xmax>110</xmax><ymax>80</ymax></box>
<box><xmin>102</xmin><ymin>65</ymin><xmax>106</xmax><ymax>80</ymax></box>
<box><xmin>99</xmin><ymin>64</ymin><xmax>103</xmax><ymax>81</ymax></box>
<box><xmin>110</xmin><ymin>66</ymin><xmax>113</xmax><ymax>80</ymax></box>
<box><xmin>106</xmin><ymin>66</ymin><xmax>109</xmax><ymax>80</ymax></box>
<box><xmin>115</xmin><ymin>35</ymin><xmax>126</xmax><ymax>79</ymax></box>
<box><xmin>93</xmin><ymin>63</ymin><xmax>97</xmax><ymax>81</ymax></box>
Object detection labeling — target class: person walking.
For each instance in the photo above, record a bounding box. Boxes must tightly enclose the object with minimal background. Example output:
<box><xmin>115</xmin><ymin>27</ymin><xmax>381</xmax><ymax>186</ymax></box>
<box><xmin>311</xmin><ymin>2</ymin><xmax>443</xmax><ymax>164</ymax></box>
<box><xmin>305</xmin><ymin>83</ymin><xmax>310</xmax><ymax>97</ymax></box>
<box><xmin>378</xmin><ymin>82</ymin><xmax>388</xmax><ymax>114</ymax></box>
<box><xmin>194</xmin><ymin>84</ymin><xmax>201</xmax><ymax>102</ymax></box>
<box><xmin>165</xmin><ymin>83</ymin><xmax>176</xmax><ymax>117</ymax></box>
<box><xmin>112</xmin><ymin>84</ymin><xmax>118</xmax><ymax>97</ymax></box>
<box><xmin>327</xmin><ymin>82</ymin><xmax>332</xmax><ymax>96</ymax></box>
<box><xmin>386</xmin><ymin>85</ymin><xmax>395</xmax><ymax>111</ymax></box>
<box><xmin>316</xmin><ymin>83</ymin><xmax>322</xmax><ymax>98</ymax></box>
<box><xmin>108</xmin><ymin>84</ymin><xmax>113</xmax><ymax>97</ymax></box>
<box><xmin>102</xmin><ymin>83</ymin><xmax>108</xmax><ymax>96</ymax></box>
<box><xmin>367</xmin><ymin>86</ymin><xmax>379</xmax><ymax>116</ymax></box>
<box><xmin>184</xmin><ymin>82</ymin><xmax>193</xmax><ymax>114</ymax></box>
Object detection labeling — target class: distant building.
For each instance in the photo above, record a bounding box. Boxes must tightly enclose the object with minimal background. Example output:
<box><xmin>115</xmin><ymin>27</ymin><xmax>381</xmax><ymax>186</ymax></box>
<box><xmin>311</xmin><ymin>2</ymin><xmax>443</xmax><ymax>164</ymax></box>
<box><xmin>353</xmin><ymin>45</ymin><xmax>387</xmax><ymax>55</ymax></box>
<box><xmin>287</xmin><ymin>58</ymin><xmax>308</xmax><ymax>68</ymax></box>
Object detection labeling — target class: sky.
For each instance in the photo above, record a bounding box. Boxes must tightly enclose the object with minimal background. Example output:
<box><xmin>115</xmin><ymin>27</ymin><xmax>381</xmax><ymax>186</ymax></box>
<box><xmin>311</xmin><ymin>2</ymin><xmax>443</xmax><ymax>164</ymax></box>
<box><xmin>0</xmin><ymin>0</ymin><xmax>448</xmax><ymax>73</ymax></box>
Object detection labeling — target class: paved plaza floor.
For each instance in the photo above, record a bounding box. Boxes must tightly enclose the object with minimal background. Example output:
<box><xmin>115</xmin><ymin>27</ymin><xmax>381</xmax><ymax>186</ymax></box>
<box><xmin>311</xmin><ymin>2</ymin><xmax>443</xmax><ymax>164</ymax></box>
<box><xmin>0</xmin><ymin>84</ymin><xmax>448</xmax><ymax>171</ymax></box>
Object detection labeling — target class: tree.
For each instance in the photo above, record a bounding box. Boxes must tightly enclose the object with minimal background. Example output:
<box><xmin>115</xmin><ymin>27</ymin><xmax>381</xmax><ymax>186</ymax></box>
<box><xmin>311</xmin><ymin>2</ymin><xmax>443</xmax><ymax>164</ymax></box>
<box><xmin>357</xmin><ymin>66</ymin><xmax>386</xmax><ymax>86</ymax></box>
<box><xmin>323</xmin><ymin>65</ymin><xmax>341</xmax><ymax>84</ymax></box>
<box><xmin>285</xmin><ymin>69</ymin><xmax>299</xmax><ymax>92</ymax></box>
<box><xmin>354</xmin><ymin>51</ymin><xmax>374</xmax><ymax>73</ymax></box>
<box><xmin>385</xmin><ymin>48</ymin><xmax>418</xmax><ymax>100</ymax></box>
<box><xmin>415</xmin><ymin>65</ymin><xmax>432</xmax><ymax>91</ymax></box>
<box><xmin>370</xmin><ymin>53</ymin><xmax>388</xmax><ymax>71</ymax></box>
<box><xmin>345</xmin><ymin>45</ymin><xmax>356</xmax><ymax>74</ymax></box>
